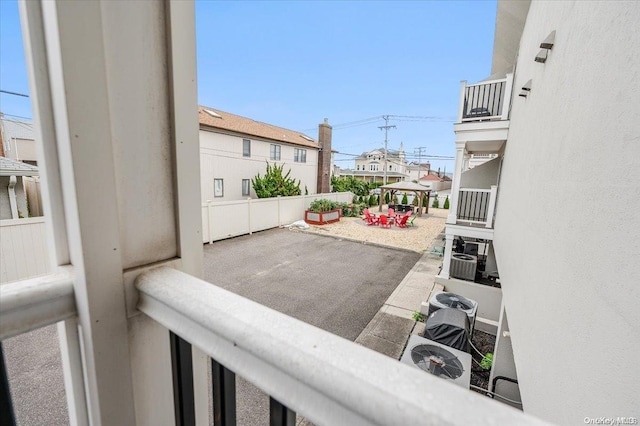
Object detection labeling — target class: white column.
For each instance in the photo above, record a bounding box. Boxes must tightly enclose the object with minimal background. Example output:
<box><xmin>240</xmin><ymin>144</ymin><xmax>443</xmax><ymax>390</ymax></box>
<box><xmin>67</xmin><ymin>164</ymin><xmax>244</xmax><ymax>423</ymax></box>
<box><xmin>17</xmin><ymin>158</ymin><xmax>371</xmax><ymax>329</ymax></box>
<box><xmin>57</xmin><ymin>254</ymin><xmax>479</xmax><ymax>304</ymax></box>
<box><xmin>447</xmin><ymin>142</ymin><xmax>466</xmax><ymax>224</ymax></box>
<box><xmin>34</xmin><ymin>2</ymin><xmax>136</xmax><ymax>423</ymax></box>
<box><xmin>439</xmin><ymin>234</ymin><xmax>454</xmax><ymax>279</ymax></box>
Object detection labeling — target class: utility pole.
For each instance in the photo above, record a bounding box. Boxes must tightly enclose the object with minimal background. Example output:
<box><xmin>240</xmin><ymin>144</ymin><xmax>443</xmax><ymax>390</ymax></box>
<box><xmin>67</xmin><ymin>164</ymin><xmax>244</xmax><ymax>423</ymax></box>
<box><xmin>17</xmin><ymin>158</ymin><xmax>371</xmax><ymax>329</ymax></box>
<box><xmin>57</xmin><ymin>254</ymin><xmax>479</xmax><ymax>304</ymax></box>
<box><xmin>378</xmin><ymin>115</ymin><xmax>396</xmax><ymax>185</ymax></box>
<box><xmin>414</xmin><ymin>146</ymin><xmax>427</xmax><ymax>182</ymax></box>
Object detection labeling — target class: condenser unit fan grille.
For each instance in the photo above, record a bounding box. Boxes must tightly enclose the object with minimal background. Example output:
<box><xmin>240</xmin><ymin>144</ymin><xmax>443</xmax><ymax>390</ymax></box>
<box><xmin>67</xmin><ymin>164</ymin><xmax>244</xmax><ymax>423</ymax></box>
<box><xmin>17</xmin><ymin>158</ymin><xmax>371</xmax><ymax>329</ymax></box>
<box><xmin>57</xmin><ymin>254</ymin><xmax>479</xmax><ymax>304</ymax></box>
<box><xmin>410</xmin><ymin>344</ymin><xmax>464</xmax><ymax>380</ymax></box>
<box><xmin>435</xmin><ymin>294</ymin><xmax>474</xmax><ymax>311</ymax></box>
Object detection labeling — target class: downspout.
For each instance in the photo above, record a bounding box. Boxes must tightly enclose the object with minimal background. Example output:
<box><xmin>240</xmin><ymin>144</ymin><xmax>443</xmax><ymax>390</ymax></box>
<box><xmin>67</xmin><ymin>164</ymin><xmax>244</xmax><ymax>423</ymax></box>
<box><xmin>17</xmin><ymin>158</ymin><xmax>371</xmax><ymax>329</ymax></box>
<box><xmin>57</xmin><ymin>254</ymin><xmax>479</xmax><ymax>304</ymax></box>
<box><xmin>8</xmin><ymin>175</ymin><xmax>19</xmax><ymax>219</ymax></box>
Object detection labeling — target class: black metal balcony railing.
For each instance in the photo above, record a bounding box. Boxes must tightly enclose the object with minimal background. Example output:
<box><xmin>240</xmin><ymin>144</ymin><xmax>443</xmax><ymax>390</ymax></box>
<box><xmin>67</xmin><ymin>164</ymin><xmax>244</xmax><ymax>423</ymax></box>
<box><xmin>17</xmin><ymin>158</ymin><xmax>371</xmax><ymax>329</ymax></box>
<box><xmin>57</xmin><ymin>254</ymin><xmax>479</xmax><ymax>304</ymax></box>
<box><xmin>457</xmin><ymin>189</ymin><xmax>491</xmax><ymax>223</ymax></box>
<box><xmin>461</xmin><ymin>79</ymin><xmax>506</xmax><ymax>121</ymax></box>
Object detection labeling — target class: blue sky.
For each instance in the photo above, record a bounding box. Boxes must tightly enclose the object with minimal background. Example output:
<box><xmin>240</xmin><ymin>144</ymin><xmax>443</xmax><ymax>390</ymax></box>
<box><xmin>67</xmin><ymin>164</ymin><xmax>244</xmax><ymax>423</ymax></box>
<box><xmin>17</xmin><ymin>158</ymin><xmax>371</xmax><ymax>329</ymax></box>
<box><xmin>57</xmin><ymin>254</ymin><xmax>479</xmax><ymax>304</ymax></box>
<box><xmin>1</xmin><ymin>0</ymin><xmax>497</xmax><ymax>172</ymax></box>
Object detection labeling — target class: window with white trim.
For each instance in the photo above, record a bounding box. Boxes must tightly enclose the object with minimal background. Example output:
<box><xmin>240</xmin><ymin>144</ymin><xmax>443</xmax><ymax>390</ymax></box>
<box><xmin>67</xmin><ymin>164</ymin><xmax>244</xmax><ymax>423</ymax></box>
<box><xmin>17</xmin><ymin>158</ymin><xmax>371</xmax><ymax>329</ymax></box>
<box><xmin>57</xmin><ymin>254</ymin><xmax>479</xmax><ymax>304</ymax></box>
<box><xmin>214</xmin><ymin>178</ymin><xmax>224</xmax><ymax>197</ymax></box>
<box><xmin>242</xmin><ymin>179</ymin><xmax>250</xmax><ymax>196</ymax></box>
<box><xmin>294</xmin><ymin>148</ymin><xmax>306</xmax><ymax>163</ymax></box>
<box><xmin>243</xmin><ymin>139</ymin><xmax>251</xmax><ymax>157</ymax></box>
<box><xmin>270</xmin><ymin>144</ymin><xmax>281</xmax><ymax>160</ymax></box>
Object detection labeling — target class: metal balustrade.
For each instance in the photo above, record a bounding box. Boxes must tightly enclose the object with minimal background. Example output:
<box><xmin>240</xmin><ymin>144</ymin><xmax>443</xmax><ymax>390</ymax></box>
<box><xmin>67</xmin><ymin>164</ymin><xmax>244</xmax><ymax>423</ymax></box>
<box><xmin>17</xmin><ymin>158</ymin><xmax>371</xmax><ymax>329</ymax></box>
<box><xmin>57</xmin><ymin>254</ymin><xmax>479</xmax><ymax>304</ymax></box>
<box><xmin>0</xmin><ymin>264</ymin><xmax>542</xmax><ymax>425</ymax></box>
<box><xmin>456</xmin><ymin>186</ymin><xmax>498</xmax><ymax>228</ymax></box>
<box><xmin>136</xmin><ymin>266</ymin><xmax>541</xmax><ymax>426</ymax></box>
<box><xmin>458</xmin><ymin>75</ymin><xmax>513</xmax><ymax>123</ymax></box>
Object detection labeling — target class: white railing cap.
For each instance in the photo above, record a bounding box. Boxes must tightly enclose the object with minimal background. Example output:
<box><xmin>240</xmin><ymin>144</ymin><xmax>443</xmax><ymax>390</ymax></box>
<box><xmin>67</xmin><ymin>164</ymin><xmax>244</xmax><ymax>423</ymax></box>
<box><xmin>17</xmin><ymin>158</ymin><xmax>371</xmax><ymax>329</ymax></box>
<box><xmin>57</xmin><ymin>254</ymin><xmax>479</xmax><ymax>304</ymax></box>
<box><xmin>136</xmin><ymin>267</ymin><xmax>546</xmax><ymax>426</ymax></box>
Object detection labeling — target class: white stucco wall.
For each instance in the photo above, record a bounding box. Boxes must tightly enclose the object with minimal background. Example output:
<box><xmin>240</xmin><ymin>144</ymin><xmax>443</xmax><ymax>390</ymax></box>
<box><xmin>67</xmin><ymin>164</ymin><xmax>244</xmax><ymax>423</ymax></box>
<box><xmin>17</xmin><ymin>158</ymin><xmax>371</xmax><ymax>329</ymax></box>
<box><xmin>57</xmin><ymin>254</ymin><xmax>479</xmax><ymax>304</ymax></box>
<box><xmin>493</xmin><ymin>2</ymin><xmax>640</xmax><ymax>423</ymax></box>
<box><xmin>200</xmin><ymin>130</ymin><xmax>319</xmax><ymax>201</ymax></box>
<box><xmin>460</xmin><ymin>156</ymin><xmax>500</xmax><ymax>189</ymax></box>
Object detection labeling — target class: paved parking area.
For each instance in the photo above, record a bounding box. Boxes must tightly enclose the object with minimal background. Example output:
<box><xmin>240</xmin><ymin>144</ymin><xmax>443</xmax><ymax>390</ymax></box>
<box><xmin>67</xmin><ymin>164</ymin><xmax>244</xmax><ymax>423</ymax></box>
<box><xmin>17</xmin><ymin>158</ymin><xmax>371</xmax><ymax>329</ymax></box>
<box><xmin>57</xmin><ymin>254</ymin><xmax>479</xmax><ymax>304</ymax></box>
<box><xmin>203</xmin><ymin>228</ymin><xmax>421</xmax><ymax>425</ymax></box>
<box><xmin>203</xmin><ymin>228</ymin><xmax>420</xmax><ymax>341</ymax></box>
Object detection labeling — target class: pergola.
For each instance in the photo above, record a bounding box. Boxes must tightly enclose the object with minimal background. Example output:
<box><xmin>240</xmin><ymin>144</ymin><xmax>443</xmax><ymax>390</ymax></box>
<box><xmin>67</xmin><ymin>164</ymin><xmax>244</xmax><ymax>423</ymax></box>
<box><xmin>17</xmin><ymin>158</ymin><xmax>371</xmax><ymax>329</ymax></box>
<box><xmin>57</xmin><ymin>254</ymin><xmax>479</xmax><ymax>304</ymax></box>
<box><xmin>378</xmin><ymin>181</ymin><xmax>432</xmax><ymax>216</ymax></box>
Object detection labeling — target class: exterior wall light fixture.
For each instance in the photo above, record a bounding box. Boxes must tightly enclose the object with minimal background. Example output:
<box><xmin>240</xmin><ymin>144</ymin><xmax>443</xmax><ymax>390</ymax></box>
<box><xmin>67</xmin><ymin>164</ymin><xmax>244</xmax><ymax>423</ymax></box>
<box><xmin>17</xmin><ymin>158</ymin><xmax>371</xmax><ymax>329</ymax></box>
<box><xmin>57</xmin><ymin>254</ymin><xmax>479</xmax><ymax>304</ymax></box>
<box><xmin>535</xmin><ymin>30</ymin><xmax>555</xmax><ymax>63</ymax></box>
<box><xmin>519</xmin><ymin>79</ymin><xmax>532</xmax><ymax>98</ymax></box>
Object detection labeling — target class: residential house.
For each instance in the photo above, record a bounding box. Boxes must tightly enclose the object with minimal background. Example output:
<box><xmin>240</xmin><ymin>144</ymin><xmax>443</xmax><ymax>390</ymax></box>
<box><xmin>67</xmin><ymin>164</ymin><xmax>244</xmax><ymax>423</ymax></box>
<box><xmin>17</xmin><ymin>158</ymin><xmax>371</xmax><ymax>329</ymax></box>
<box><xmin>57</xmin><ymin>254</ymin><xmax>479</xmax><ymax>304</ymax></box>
<box><xmin>405</xmin><ymin>161</ymin><xmax>431</xmax><ymax>182</ymax></box>
<box><xmin>0</xmin><ymin>116</ymin><xmax>44</xmax><ymax>217</ymax></box>
<box><xmin>344</xmin><ymin>144</ymin><xmax>407</xmax><ymax>183</ymax></box>
<box><xmin>0</xmin><ymin>116</ymin><xmax>38</xmax><ymax>166</ymax></box>
<box><xmin>199</xmin><ymin>107</ymin><xmax>323</xmax><ymax>201</ymax></box>
<box><xmin>436</xmin><ymin>0</ymin><xmax>639</xmax><ymax>423</ymax></box>
<box><xmin>0</xmin><ymin>156</ymin><xmax>38</xmax><ymax>219</ymax></box>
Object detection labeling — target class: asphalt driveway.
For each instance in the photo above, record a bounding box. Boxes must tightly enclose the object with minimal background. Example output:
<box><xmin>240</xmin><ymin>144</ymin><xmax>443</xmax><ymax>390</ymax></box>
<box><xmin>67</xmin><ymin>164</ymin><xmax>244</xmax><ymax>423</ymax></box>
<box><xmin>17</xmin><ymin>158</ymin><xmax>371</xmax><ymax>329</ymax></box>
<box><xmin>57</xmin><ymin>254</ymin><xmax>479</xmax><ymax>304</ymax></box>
<box><xmin>203</xmin><ymin>228</ymin><xmax>420</xmax><ymax>341</ymax></box>
<box><xmin>203</xmin><ymin>228</ymin><xmax>421</xmax><ymax>425</ymax></box>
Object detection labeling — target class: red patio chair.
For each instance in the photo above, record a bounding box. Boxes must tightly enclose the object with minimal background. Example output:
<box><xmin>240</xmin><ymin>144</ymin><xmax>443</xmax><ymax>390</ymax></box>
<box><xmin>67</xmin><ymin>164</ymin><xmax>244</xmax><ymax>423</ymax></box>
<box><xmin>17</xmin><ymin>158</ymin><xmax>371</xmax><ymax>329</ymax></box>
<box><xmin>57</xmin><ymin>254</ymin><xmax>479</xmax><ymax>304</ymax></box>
<box><xmin>379</xmin><ymin>215</ymin><xmax>391</xmax><ymax>228</ymax></box>
<box><xmin>363</xmin><ymin>208</ymin><xmax>379</xmax><ymax>225</ymax></box>
<box><xmin>395</xmin><ymin>213</ymin><xmax>411</xmax><ymax>228</ymax></box>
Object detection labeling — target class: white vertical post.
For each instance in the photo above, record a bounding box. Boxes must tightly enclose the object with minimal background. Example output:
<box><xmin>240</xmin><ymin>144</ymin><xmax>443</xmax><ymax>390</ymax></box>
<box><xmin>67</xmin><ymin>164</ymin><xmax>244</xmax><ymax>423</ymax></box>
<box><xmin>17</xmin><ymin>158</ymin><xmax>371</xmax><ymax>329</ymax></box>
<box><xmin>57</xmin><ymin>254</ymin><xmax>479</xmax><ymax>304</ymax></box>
<box><xmin>207</xmin><ymin>201</ymin><xmax>213</xmax><ymax>244</ymax></box>
<box><xmin>36</xmin><ymin>2</ymin><xmax>136</xmax><ymax>423</ymax></box>
<box><xmin>447</xmin><ymin>143</ymin><xmax>466</xmax><ymax>224</ymax></box>
<box><xmin>501</xmin><ymin>73</ymin><xmax>514</xmax><ymax>120</ymax></box>
<box><xmin>57</xmin><ymin>319</ymin><xmax>89</xmax><ymax>426</ymax></box>
<box><xmin>457</xmin><ymin>80</ymin><xmax>467</xmax><ymax>123</ymax></box>
<box><xmin>248</xmin><ymin>197</ymin><xmax>252</xmax><ymax>235</ymax></box>
<box><xmin>486</xmin><ymin>185</ymin><xmax>498</xmax><ymax>228</ymax></box>
<box><xmin>165</xmin><ymin>2</ymin><xmax>208</xmax><ymax>424</ymax></box>
<box><xmin>439</xmin><ymin>234</ymin><xmax>454</xmax><ymax>279</ymax></box>
<box><xmin>277</xmin><ymin>195</ymin><xmax>281</xmax><ymax>226</ymax></box>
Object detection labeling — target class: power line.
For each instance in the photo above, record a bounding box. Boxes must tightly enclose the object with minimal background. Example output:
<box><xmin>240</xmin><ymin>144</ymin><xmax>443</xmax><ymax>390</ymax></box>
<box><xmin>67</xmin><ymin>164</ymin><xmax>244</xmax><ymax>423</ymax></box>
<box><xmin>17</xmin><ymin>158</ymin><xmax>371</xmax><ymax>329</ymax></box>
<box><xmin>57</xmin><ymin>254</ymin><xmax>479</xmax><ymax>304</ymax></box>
<box><xmin>0</xmin><ymin>89</ymin><xmax>29</xmax><ymax>98</ymax></box>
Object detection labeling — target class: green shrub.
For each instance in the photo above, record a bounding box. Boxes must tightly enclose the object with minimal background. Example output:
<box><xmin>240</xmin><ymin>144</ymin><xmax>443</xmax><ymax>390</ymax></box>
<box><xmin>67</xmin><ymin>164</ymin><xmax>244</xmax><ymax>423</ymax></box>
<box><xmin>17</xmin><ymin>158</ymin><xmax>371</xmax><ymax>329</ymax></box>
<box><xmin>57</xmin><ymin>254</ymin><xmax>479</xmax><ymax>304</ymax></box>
<box><xmin>432</xmin><ymin>196</ymin><xmax>440</xmax><ymax>208</ymax></box>
<box><xmin>384</xmin><ymin>192</ymin><xmax>390</xmax><ymax>204</ymax></box>
<box><xmin>330</xmin><ymin>175</ymin><xmax>369</xmax><ymax>196</ymax></box>
<box><xmin>412</xmin><ymin>195</ymin><xmax>419</xmax><ymax>206</ymax></box>
<box><xmin>352</xmin><ymin>195</ymin><xmax>358</xmax><ymax>204</ymax></box>
<box><xmin>443</xmin><ymin>196</ymin><xmax>450</xmax><ymax>209</ymax></box>
<box><xmin>309</xmin><ymin>199</ymin><xmax>339</xmax><ymax>213</ymax></box>
<box><xmin>252</xmin><ymin>162</ymin><xmax>301</xmax><ymax>198</ymax></box>
<box><xmin>401</xmin><ymin>193</ymin><xmax>408</xmax><ymax>204</ymax></box>
<box><xmin>358</xmin><ymin>195</ymin><xmax>364</xmax><ymax>203</ymax></box>
<box><xmin>376</xmin><ymin>195</ymin><xmax>380</xmax><ymax>205</ymax></box>
<box><xmin>412</xmin><ymin>311</ymin><xmax>425</xmax><ymax>322</ymax></box>
<box><xmin>422</xmin><ymin>194</ymin><xmax>428</xmax><ymax>210</ymax></box>
<box><xmin>368</xmin><ymin>194</ymin><xmax>376</xmax><ymax>206</ymax></box>
<box><xmin>392</xmin><ymin>194</ymin><xmax>399</xmax><ymax>204</ymax></box>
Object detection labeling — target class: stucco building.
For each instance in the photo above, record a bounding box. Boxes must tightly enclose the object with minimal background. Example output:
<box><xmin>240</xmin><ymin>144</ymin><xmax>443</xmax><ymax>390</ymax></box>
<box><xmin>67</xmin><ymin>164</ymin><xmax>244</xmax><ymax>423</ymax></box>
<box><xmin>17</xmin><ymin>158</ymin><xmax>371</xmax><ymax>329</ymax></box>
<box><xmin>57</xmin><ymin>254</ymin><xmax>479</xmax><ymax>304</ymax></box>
<box><xmin>199</xmin><ymin>107</ymin><xmax>322</xmax><ymax>201</ymax></box>
<box><xmin>436</xmin><ymin>0</ymin><xmax>640</xmax><ymax>422</ymax></box>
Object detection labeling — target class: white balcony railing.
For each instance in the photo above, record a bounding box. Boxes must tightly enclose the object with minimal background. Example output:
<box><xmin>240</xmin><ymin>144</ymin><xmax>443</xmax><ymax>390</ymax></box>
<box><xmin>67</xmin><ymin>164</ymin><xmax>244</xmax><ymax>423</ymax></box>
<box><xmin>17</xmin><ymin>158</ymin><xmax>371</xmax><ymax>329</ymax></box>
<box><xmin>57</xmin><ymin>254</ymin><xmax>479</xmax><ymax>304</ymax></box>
<box><xmin>456</xmin><ymin>186</ymin><xmax>498</xmax><ymax>228</ymax></box>
<box><xmin>1</xmin><ymin>265</ymin><xmax>544</xmax><ymax>425</ymax></box>
<box><xmin>458</xmin><ymin>74</ymin><xmax>513</xmax><ymax>123</ymax></box>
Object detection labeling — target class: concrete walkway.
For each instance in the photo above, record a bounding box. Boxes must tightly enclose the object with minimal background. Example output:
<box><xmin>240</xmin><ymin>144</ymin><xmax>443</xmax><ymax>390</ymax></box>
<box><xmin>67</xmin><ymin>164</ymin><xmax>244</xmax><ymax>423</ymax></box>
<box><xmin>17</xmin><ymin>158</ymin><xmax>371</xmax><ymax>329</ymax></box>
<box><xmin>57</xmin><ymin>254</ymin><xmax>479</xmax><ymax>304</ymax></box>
<box><xmin>355</xmin><ymin>245</ymin><xmax>445</xmax><ymax>360</ymax></box>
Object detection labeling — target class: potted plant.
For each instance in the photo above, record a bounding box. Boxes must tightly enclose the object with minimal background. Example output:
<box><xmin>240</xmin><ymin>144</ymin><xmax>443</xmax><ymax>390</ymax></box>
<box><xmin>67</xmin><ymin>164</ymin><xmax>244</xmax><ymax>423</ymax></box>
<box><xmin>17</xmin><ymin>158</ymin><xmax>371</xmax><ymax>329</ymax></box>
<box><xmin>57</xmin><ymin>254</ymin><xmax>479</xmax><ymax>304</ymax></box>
<box><xmin>305</xmin><ymin>199</ymin><xmax>342</xmax><ymax>225</ymax></box>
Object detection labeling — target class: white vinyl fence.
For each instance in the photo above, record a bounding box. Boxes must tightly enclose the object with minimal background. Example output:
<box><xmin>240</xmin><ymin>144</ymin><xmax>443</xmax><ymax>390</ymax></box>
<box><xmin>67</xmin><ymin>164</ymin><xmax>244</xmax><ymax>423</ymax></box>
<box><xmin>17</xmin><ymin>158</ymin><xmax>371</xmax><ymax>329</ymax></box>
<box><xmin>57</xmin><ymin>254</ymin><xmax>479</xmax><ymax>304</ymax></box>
<box><xmin>0</xmin><ymin>217</ymin><xmax>51</xmax><ymax>284</ymax></box>
<box><xmin>202</xmin><ymin>192</ymin><xmax>353</xmax><ymax>243</ymax></box>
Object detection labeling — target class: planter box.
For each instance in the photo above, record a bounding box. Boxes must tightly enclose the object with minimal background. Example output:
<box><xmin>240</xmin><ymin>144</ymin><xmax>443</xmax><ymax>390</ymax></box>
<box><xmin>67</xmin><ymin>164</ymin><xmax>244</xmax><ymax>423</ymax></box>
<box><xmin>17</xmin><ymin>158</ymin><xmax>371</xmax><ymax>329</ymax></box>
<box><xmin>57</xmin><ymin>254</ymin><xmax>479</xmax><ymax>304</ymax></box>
<box><xmin>304</xmin><ymin>209</ymin><xmax>341</xmax><ymax>225</ymax></box>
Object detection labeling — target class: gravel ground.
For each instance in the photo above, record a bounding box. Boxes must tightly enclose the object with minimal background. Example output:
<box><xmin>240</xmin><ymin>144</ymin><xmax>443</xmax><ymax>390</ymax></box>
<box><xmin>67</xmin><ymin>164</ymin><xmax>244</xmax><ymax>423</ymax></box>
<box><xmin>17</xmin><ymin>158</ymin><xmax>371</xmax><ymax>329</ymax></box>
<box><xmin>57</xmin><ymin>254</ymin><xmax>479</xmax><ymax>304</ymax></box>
<box><xmin>302</xmin><ymin>207</ymin><xmax>449</xmax><ymax>253</ymax></box>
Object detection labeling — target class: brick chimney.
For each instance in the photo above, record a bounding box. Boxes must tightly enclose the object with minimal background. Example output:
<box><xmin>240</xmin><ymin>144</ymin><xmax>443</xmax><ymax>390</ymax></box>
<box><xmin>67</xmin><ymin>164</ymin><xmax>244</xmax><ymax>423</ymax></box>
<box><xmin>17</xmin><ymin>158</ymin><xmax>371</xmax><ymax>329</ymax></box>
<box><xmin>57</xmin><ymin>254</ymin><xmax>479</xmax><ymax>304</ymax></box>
<box><xmin>316</xmin><ymin>118</ymin><xmax>332</xmax><ymax>194</ymax></box>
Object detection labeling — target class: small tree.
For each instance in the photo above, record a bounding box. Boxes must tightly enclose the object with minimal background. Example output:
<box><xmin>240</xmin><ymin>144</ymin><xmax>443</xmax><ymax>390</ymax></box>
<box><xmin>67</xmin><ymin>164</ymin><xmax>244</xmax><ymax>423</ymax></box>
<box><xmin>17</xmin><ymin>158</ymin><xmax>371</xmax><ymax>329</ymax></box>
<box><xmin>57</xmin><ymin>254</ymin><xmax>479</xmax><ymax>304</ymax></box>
<box><xmin>422</xmin><ymin>194</ymin><xmax>428</xmax><ymax>210</ymax></box>
<box><xmin>358</xmin><ymin>195</ymin><xmax>364</xmax><ymax>203</ymax></box>
<box><xmin>412</xmin><ymin>195</ymin><xmax>419</xmax><ymax>206</ymax></box>
<box><xmin>401</xmin><ymin>192</ymin><xmax>408</xmax><ymax>204</ymax></box>
<box><xmin>252</xmin><ymin>162</ymin><xmax>301</xmax><ymax>198</ymax></box>
<box><xmin>392</xmin><ymin>194</ymin><xmax>399</xmax><ymax>204</ymax></box>
<box><xmin>432</xmin><ymin>196</ymin><xmax>440</xmax><ymax>208</ymax></box>
<box><xmin>384</xmin><ymin>192</ymin><xmax>390</xmax><ymax>204</ymax></box>
<box><xmin>352</xmin><ymin>194</ymin><xmax>358</xmax><ymax>204</ymax></box>
<box><xmin>443</xmin><ymin>196</ymin><xmax>450</xmax><ymax>209</ymax></box>
<box><xmin>368</xmin><ymin>194</ymin><xmax>376</xmax><ymax>206</ymax></box>
<box><xmin>376</xmin><ymin>195</ymin><xmax>380</xmax><ymax>205</ymax></box>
